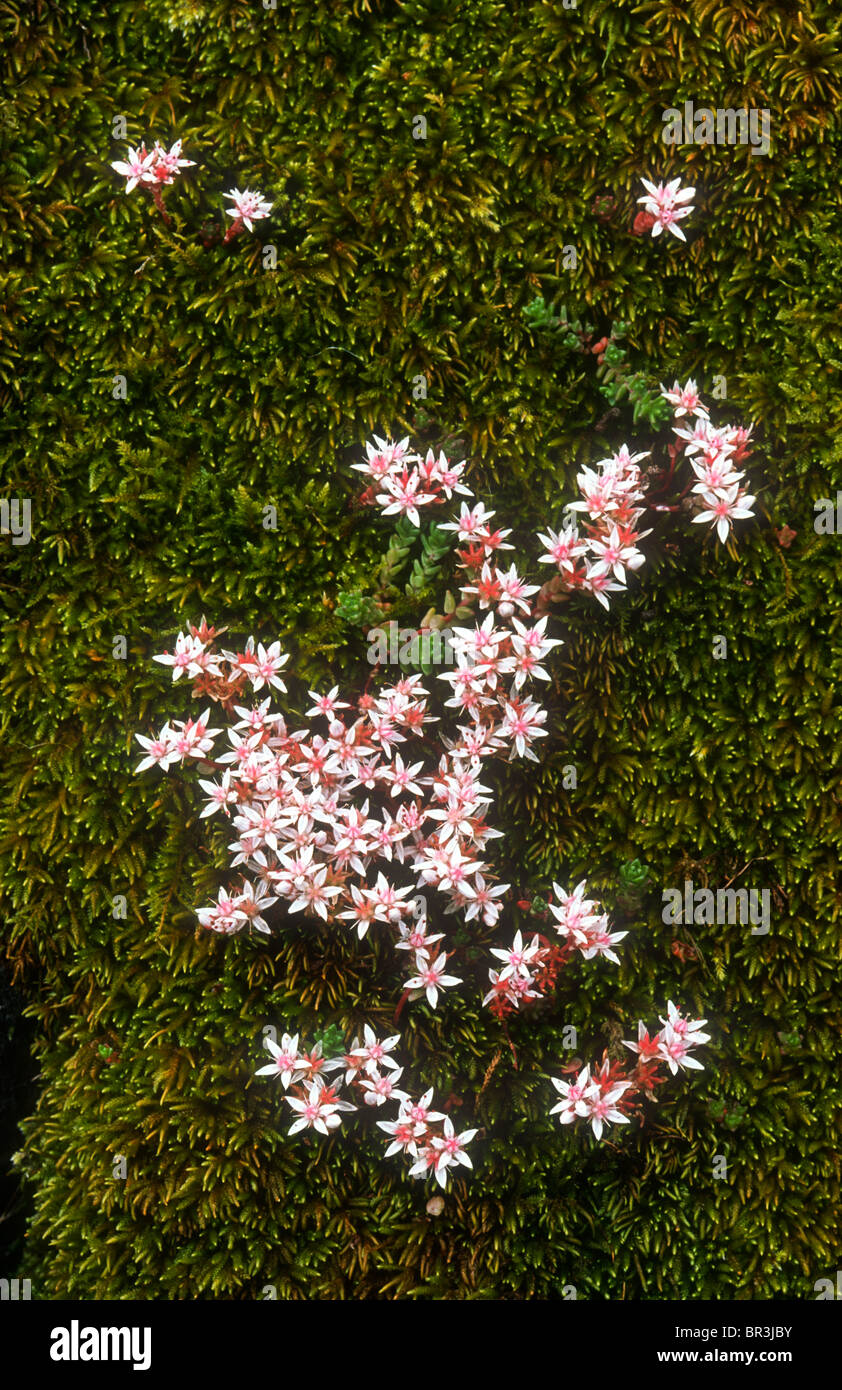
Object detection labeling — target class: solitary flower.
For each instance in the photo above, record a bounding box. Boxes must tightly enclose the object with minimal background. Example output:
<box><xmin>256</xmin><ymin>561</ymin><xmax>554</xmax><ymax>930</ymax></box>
<box><xmin>691</xmin><ymin>484</ymin><xmax>756</xmax><ymax>543</ymax></box>
<box><xmin>377</xmin><ymin>1111</ymin><xmax>425</xmax><ymax>1158</ymax></box>
<box><xmin>305</xmin><ymin>686</ymin><xmax>351</xmax><ymax>720</ymax></box>
<box><xmin>577</xmin><ymin>1079</ymin><xmax>632</xmax><ymax>1141</ymax></box>
<box><xmin>233</xmin><ymin>879</ymin><xmax>278</xmax><ymax>934</ymax></box>
<box><xmin>660</xmin><ymin>379</ymin><xmax>709</xmax><ymax>419</ymax></box>
<box><xmin>134</xmin><ymin>724</ymin><xmax>177</xmax><ymax>772</ymax></box>
<box><xmin>490</xmin><ymin>928</ymin><xmax>541</xmax><ymax>981</ymax></box>
<box><xmin>254</xmin><ymin>1033</ymin><xmax>305</xmax><ymax>1087</ymax></box>
<box><xmin>637</xmin><ymin>177</ymin><xmax>695</xmax><ymax>241</ymax></box>
<box><xmin>375</xmin><ymin>470</ymin><xmax>436</xmax><ymax>528</ymax></box>
<box><xmin>153</xmin><ymin>631</ymin><xmax>209</xmax><ymax>681</ymax></box>
<box><xmin>549</xmin><ymin>1065</ymin><xmax>593</xmax><ymax>1124</ymax></box>
<box><xmin>657</xmin><ymin>1023</ymin><xmax>706</xmax><ymax>1076</ymax></box>
<box><xmin>147</xmin><ymin>139</ymin><xmax>195</xmax><ymax>185</ymax></box>
<box><xmin>405</xmin><ymin>952</ymin><xmax>462</xmax><ymax>1009</ymax></box>
<box><xmin>359</xmin><ymin>1067</ymin><xmax>409</xmax><ymax>1107</ymax></box>
<box><xmin>196</xmin><ymin>887</ymin><xmax>249</xmax><ymax>935</ymax></box>
<box><xmin>224</xmin><ymin>187</ymin><xmax>273</xmax><ymax>233</ymax></box>
<box><xmin>587</xmin><ymin>525</ymin><xmax>646</xmax><ymax>585</ymax></box>
<box><xmin>660</xmin><ymin>1002</ymin><xmax>710</xmax><ymax>1046</ymax></box>
<box><xmin>428</xmin><ymin>1116</ymin><xmax>478</xmax><ymax>1186</ymax></box>
<box><xmin>621</xmin><ymin>1021</ymin><xmax>663</xmax><ymax>1064</ymax></box>
<box><xmin>350</xmin><ymin>1023</ymin><xmax>401</xmax><ymax>1077</ymax></box>
<box><xmin>285</xmin><ymin>1079</ymin><xmax>350</xmax><ymax>1135</ymax></box>
<box><xmin>249</xmin><ymin>641</ymin><xmax>289</xmax><ymax>693</ymax></box>
<box><xmin>536</xmin><ymin>522</ymin><xmax>589</xmax><ymax>575</ymax></box>
<box><xmin>111</xmin><ymin>144</ymin><xmax>155</xmax><ymax>193</ymax></box>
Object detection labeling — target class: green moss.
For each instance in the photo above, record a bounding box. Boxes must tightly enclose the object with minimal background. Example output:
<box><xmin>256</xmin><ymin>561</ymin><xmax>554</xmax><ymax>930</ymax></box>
<box><xmin>1</xmin><ymin>0</ymin><xmax>841</xmax><ymax>1299</ymax></box>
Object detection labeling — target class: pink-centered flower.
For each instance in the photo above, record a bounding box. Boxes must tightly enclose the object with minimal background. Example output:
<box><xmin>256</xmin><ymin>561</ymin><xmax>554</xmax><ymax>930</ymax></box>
<box><xmin>428</xmin><ymin>1115</ymin><xmax>478</xmax><ymax>1187</ymax></box>
<box><xmin>305</xmin><ymin>686</ymin><xmax>351</xmax><ymax>719</ymax></box>
<box><xmin>350</xmin><ymin>1023</ymin><xmax>401</xmax><ymax>1077</ymax></box>
<box><xmin>359</xmin><ymin>1067</ymin><xmax>409</xmax><ymax>1107</ymax></box>
<box><xmin>153</xmin><ymin>631</ymin><xmax>210</xmax><ymax>681</ymax></box>
<box><xmin>376</xmin><ymin>470</ymin><xmax>436</xmax><ymax>528</ymax></box>
<box><xmin>232</xmin><ymin>879</ymin><xmax>278</xmax><ymax>934</ymax></box>
<box><xmin>148</xmin><ymin>139</ymin><xmax>195</xmax><ymax>184</ymax></box>
<box><xmin>499</xmin><ymin>696</ymin><xmax>548</xmax><ymax>760</ymax></box>
<box><xmin>657</xmin><ymin>1023</ymin><xmax>706</xmax><ymax>1076</ymax></box>
<box><xmin>404</xmin><ymin>1087</ymin><xmax>446</xmax><ymax>1128</ymax></box>
<box><xmin>587</xmin><ymin>525</ymin><xmax>646</xmax><ymax>585</ymax></box>
<box><xmin>224</xmin><ymin>186</ymin><xmax>273</xmax><ymax>232</ymax></box>
<box><xmin>395</xmin><ymin>917</ymin><xmax>445</xmax><ymax>960</ymax></box>
<box><xmin>660</xmin><ymin>378</ymin><xmax>709</xmax><ymax>419</ymax></box>
<box><xmin>111</xmin><ymin>143</ymin><xmax>155</xmax><ymax>193</ymax></box>
<box><xmin>490</xmin><ymin>928</ymin><xmax>541</xmax><ymax>980</ymax></box>
<box><xmin>134</xmin><ymin>724</ymin><xmax>178</xmax><ymax>772</ymax></box>
<box><xmin>461</xmin><ymin>873</ymin><xmax>509</xmax><ymax>927</ymax></box>
<box><xmin>254</xmin><ymin>1032</ymin><xmax>305</xmax><ymax>1086</ymax></box>
<box><xmin>691</xmin><ymin>483</ymin><xmax>756</xmax><ymax>543</ymax></box>
<box><xmin>537</xmin><ymin>523</ymin><xmax>589</xmax><ymax>574</ymax></box>
<box><xmin>286</xmin><ymin>1079</ymin><xmax>349</xmax><ymax>1135</ymax></box>
<box><xmin>196</xmin><ymin>886</ymin><xmax>249</xmax><ymax>935</ymax></box>
<box><xmin>660</xmin><ymin>1001</ymin><xmax>711</xmax><ymax>1046</ymax></box>
<box><xmin>576</xmin><ymin>1079</ymin><xmax>632</xmax><ymax>1140</ymax></box>
<box><xmin>377</xmin><ymin>1111</ymin><xmax>425</xmax><ymax>1157</ymax></box>
<box><xmin>638</xmin><ymin>177</ymin><xmax>695</xmax><ymax>241</ymax></box>
<box><xmin>549</xmin><ymin>1065</ymin><xmax>593</xmax><ymax>1125</ymax></box>
<box><xmin>406</xmin><ymin>952</ymin><xmax>462</xmax><ymax>1009</ymax></box>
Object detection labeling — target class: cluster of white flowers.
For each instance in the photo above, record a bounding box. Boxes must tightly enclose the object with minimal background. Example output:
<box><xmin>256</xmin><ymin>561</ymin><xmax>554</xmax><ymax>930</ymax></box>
<box><xmin>483</xmin><ymin>883</ymin><xmax>628</xmax><ymax>1015</ymax></box>
<box><xmin>111</xmin><ymin>137</ymin><xmax>272</xmax><ymax>240</ymax></box>
<box><xmin>137</xmin><ymin>410</ymin><xmax>746</xmax><ymax>1169</ymax></box>
<box><xmin>671</xmin><ymin>400</ymin><xmax>756</xmax><ymax>543</ymax></box>
<box><xmin>551</xmin><ymin>1003</ymin><xmax>710</xmax><ymax>1141</ymax></box>
<box><xmin>538</xmin><ymin>444</ymin><xmax>651</xmax><ymax>610</ymax></box>
<box><xmin>352</xmin><ymin>438</ymin><xmax>473</xmax><ymax>527</ymax></box>
<box><xmin>111</xmin><ymin>138</ymin><xmax>195</xmax><ymax>192</ymax></box>
<box><xmin>251</xmin><ymin>998</ymin><xmax>709</xmax><ymax>1178</ymax></box>
<box><xmin>138</xmin><ymin>563</ymin><xmax>573</xmax><ymax>1017</ymax></box>
<box><xmin>255</xmin><ymin>1026</ymin><xmax>475</xmax><ymax>1189</ymax></box>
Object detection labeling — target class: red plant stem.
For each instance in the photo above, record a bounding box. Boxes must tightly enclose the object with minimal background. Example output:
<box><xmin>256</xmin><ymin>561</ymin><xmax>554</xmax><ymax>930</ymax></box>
<box><xmin>649</xmin><ymin>475</ymin><xmax>695</xmax><ymax>513</ymax></box>
<box><xmin>393</xmin><ymin>987</ymin><xmax>411</xmax><ymax>1025</ymax></box>
<box><xmin>501</xmin><ymin>1017</ymin><xmax>519</xmax><ymax>1070</ymax></box>
<box><xmin>150</xmin><ymin>184</ymin><xmax>173</xmax><ymax>228</ymax></box>
<box><xmin>223</xmin><ymin>217</ymin><xmax>243</xmax><ymax>244</ymax></box>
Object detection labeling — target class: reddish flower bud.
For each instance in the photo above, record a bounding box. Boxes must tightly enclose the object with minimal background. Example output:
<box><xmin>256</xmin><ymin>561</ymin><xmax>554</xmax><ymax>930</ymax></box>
<box><xmin>632</xmin><ymin>210</ymin><xmax>657</xmax><ymax>236</ymax></box>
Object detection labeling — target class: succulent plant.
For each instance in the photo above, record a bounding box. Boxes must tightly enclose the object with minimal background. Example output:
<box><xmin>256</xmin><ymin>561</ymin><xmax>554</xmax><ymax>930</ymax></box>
<box><xmin>616</xmin><ymin>859</ymin><xmax>654</xmax><ymax>912</ymax></box>
<box><xmin>312</xmin><ymin>1023</ymin><xmax>346</xmax><ymax>1057</ymax></box>
<box><xmin>335</xmin><ymin>590</ymin><xmax>385</xmax><ymax>628</ymax></box>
